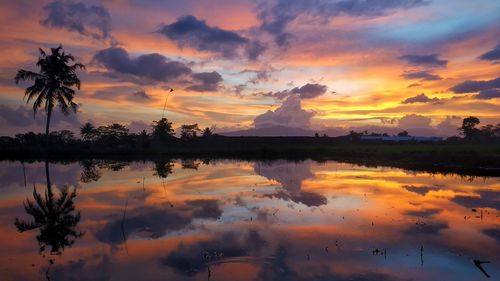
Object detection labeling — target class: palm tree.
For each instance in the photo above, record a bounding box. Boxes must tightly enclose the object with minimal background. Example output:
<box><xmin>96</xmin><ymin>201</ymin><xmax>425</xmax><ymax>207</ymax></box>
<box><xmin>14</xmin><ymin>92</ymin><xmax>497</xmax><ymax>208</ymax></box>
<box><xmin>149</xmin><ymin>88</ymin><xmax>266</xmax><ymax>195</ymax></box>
<box><xmin>14</xmin><ymin>45</ymin><xmax>84</xmax><ymax>147</ymax></box>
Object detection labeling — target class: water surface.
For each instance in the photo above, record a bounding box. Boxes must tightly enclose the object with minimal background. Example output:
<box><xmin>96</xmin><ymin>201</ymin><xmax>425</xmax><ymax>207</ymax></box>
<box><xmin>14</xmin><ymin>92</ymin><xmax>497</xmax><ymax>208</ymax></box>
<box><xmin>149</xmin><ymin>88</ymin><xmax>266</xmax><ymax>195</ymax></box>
<box><xmin>0</xmin><ymin>159</ymin><xmax>498</xmax><ymax>281</ymax></box>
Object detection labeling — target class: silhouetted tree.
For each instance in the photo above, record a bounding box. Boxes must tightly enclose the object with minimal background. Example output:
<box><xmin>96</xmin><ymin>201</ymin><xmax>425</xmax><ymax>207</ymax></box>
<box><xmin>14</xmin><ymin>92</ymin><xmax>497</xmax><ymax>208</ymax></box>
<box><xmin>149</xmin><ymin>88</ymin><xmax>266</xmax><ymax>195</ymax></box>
<box><xmin>138</xmin><ymin>129</ymin><xmax>150</xmax><ymax>148</ymax></box>
<box><xmin>14</xmin><ymin>45</ymin><xmax>84</xmax><ymax>147</ymax></box>
<box><xmin>460</xmin><ymin>116</ymin><xmax>480</xmax><ymax>138</ymax></box>
<box><xmin>152</xmin><ymin>118</ymin><xmax>174</xmax><ymax>141</ymax></box>
<box><xmin>180</xmin><ymin>124</ymin><xmax>200</xmax><ymax>141</ymax></box>
<box><xmin>398</xmin><ymin>131</ymin><xmax>409</xmax><ymax>137</ymax></box>
<box><xmin>97</xmin><ymin>123</ymin><xmax>129</xmax><ymax>145</ymax></box>
<box><xmin>80</xmin><ymin>122</ymin><xmax>98</xmax><ymax>142</ymax></box>
<box><xmin>202</xmin><ymin>127</ymin><xmax>213</xmax><ymax>137</ymax></box>
<box><xmin>49</xmin><ymin>130</ymin><xmax>75</xmax><ymax>145</ymax></box>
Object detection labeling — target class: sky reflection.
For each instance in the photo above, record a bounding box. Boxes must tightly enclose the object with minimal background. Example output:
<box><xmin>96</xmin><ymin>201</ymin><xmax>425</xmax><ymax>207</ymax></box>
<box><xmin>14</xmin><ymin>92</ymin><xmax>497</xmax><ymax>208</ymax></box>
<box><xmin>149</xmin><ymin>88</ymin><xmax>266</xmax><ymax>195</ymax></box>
<box><xmin>0</xmin><ymin>159</ymin><xmax>498</xmax><ymax>280</ymax></box>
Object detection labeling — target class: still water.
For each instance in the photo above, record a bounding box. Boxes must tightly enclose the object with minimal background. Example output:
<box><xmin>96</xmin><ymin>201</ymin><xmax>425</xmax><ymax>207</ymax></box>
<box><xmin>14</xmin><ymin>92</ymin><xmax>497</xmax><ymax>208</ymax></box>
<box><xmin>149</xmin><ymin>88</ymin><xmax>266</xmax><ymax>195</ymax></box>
<box><xmin>0</xmin><ymin>159</ymin><xmax>498</xmax><ymax>281</ymax></box>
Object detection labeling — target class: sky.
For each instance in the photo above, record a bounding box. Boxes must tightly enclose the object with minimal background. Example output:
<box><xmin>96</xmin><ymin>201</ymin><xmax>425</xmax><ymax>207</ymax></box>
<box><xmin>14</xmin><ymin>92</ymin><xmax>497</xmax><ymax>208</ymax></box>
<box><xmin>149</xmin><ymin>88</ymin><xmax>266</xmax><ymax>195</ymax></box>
<box><xmin>0</xmin><ymin>0</ymin><xmax>499</xmax><ymax>136</ymax></box>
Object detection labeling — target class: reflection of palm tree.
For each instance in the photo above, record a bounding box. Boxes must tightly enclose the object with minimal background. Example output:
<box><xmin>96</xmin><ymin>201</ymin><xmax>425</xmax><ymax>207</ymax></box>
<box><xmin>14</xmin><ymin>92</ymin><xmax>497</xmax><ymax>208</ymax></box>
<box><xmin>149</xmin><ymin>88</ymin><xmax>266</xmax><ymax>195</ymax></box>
<box><xmin>14</xmin><ymin>161</ymin><xmax>82</xmax><ymax>254</ymax></box>
<box><xmin>14</xmin><ymin>45</ymin><xmax>84</xmax><ymax>147</ymax></box>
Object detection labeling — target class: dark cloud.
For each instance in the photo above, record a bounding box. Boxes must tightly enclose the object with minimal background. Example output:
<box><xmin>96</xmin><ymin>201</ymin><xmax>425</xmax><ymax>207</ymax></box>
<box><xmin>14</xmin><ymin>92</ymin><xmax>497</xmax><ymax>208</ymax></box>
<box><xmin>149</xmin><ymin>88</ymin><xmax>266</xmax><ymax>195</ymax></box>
<box><xmin>263</xmin><ymin>83</ymin><xmax>328</xmax><ymax>100</ymax></box>
<box><xmin>399</xmin><ymin>54</ymin><xmax>448</xmax><ymax>67</ymax></box>
<box><xmin>449</xmin><ymin>77</ymin><xmax>500</xmax><ymax>93</ymax></box>
<box><xmin>401</xmin><ymin>93</ymin><xmax>440</xmax><ymax>104</ymax></box>
<box><xmin>41</xmin><ymin>0</ymin><xmax>111</xmax><ymax>40</ymax></box>
<box><xmin>482</xmin><ymin>228</ymin><xmax>500</xmax><ymax>243</ymax></box>
<box><xmin>186</xmin><ymin>71</ymin><xmax>223</xmax><ymax>92</ymax></box>
<box><xmin>93</xmin><ymin>47</ymin><xmax>192</xmax><ymax>83</ymax></box>
<box><xmin>403</xmin><ymin>220</ymin><xmax>449</xmax><ymax>235</ymax></box>
<box><xmin>402</xmin><ymin>185</ymin><xmax>441</xmax><ymax>196</ymax></box>
<box><xmin>476</xmin><ymin>88</ymin><xmax>500</xmax><ymax>100</ymax></box>
<box><xmin>401</xmin><ymin>70</ymin><xmax>442</xmax><ymax>81</ymax></box>
<box><xmin>478</xmin><ymin>44</ymin><xmax>500</xmax><ymax>61</ymax></box>
<box><xmin>239</xmin><ymin>69</ymin><xmax>272</xmax><ymax>84</ymax></box>
<box><xmin>95</xmin><ymin>199</ymin><xmax>222</xmax><ymax>245</ymax></box>
<box><xmin>254</xmin><ymin>95</ymin><xmax>315</xmax><ymax>129</ymax></box>
<box><xmin>404</xmin><ymin>208</ymin><xmax>442</xmax><ymax>217</ymax></box>
<box><xmin>128</xmin><ymin>90</ymin><xmax>152</xmax><ymax>102</ymax></box>
<box><xmin>452</xmin><ymin>189</ymin><xmax>499</xmax><ymax>210</ymax></box>
<box><xmin>407</xmin><ymin>83</ymin><xmax>421</xmax><ymax>88</ymax></box>
<box><xmin>157</xmin><ymin>15</ymin><xmax>265</xmax><ymax>60</ymax></box>
<box><xmin>258</xmin><ymin>0</ymin><xmax>427</xmax><ymax>47</ymax></box>
<box><xmin>160</xmin><ymin>230</ymin><xmax>266</xmax><ymax>276</ymax></box>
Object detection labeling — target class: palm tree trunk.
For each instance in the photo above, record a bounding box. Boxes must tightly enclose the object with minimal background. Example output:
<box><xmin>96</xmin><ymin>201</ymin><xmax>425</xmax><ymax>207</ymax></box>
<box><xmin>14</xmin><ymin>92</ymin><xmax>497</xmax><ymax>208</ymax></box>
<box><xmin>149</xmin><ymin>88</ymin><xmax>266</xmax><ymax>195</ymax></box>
<box><xmin>45</xmin><ymin>107</ymin><xmax>52</xmax><ymax>148</ymax></box>
<box><xmin>45</xmin><ymin>160</ymin><xmax>53</xmax><ymax>210</ymax></box>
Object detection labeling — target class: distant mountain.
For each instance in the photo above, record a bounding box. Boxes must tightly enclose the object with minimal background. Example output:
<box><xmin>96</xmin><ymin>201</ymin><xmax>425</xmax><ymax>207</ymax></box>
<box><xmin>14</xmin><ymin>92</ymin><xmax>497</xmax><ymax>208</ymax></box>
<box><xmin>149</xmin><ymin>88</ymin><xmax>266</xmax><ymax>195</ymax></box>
<box><xmin>220</xmin><ymin>126</ymin><xmax>346</xmax><ymax>137</ymax></box>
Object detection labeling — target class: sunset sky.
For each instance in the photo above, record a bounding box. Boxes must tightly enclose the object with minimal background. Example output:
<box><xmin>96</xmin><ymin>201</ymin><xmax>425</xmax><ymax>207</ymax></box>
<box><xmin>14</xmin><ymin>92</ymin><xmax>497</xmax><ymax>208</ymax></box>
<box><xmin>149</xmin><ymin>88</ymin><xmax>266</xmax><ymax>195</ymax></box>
<box><xmin>0</xmin><ymin>0</ymin><xmax>499</xmax><ymax>136</ymax></box>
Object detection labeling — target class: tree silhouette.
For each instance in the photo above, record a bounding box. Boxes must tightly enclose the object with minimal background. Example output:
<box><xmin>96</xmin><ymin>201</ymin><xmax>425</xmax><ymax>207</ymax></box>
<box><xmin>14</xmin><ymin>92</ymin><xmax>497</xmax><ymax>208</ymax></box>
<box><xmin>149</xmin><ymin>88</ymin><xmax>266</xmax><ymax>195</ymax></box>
<box><xmin>201</xmin><ymin>127</ymin><xmax>213</xmax><ymax>137</ymax></box>
<box><xmin>80</xmin><ymin>122</ymin><xmax>98</xmax><ymax>142</ymax></box>
<box><xmin>460</xmin><ymin>116</ymin><xmax>480</xmax><ymax>138</ymax></box>
<box><xmin>152</xmin><ymin>118</ymin><xmax>175</xmax><ymax>141</ymax></box>
<box><xmin>14</xmin><ymin>161</ymin><xmax>82</xmax><ymax>254</ymax></box>
<box><xmin>180</xmin><ymin>124</ymin><xmax>200</xmax><ymax>141</ymax></box>
<box><xmin>14</xmin><ymin>45</ymin><xmax>84</xmax><ymax>147</ymax></box>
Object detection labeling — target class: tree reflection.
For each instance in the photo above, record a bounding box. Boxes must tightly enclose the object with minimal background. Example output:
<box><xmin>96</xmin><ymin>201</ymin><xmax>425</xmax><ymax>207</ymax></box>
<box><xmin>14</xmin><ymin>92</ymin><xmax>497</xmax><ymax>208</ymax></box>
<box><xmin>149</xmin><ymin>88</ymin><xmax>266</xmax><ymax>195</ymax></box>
<box><xmin>154</xmin><ymin>159</ymin><xmax>174</xmax><ymax>178</ymax></box>
<box><xmin>14</xmin><ymin>161</ymin><xmax>83</xmax><ymax>254</ymax></box>
<box><xmin>80</xmin><ymin>159</ymin><xmax>101</xmax><ymax>183</ymax></box>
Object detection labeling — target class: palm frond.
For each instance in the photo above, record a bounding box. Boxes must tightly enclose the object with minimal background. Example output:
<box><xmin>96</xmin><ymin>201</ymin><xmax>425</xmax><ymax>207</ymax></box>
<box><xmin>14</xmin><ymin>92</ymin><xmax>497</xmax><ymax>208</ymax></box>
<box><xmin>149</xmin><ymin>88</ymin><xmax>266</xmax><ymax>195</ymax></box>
<box><xmin>15</xmin><ymin>70</ymin><xmax>44</xmax><ymax>84</ymax></box>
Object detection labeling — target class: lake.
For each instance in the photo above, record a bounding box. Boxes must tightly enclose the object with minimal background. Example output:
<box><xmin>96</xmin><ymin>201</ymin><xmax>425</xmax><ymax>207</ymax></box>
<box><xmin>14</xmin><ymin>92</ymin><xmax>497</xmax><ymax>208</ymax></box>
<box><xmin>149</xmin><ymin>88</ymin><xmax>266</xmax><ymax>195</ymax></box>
<box><xmin>0</xmin><ymin>159</ymin><xmax>498</xmax><ymax>281</ymax></box>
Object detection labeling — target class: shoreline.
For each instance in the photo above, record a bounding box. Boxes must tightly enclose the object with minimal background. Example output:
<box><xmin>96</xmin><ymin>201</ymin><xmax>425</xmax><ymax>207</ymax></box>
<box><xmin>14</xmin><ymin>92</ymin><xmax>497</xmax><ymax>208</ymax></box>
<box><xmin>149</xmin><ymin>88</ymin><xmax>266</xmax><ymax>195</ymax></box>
<box><xmin>2</xmin><ymin>141</ymin><xmax>499</xmax><ymax>177</ymax></box>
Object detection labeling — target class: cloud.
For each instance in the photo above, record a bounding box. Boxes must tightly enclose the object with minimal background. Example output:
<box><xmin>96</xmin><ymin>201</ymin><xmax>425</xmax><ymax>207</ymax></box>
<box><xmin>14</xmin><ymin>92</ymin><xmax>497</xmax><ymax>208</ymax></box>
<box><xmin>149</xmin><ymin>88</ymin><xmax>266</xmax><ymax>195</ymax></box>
<box><xmin>404</xmin><ymin>208</ymin><xmax>442</xmax><ymax>217</ymax></box>
<box><xmin>452</xmin><ymin>189</ymin><xmax>499</xmax><ymax>210</ymax></box>
<box><xmin>398</xmin><ymin>114</ymin><xmax>432</xmax><ymax>129</ymax></box>
<box><xmin>263</xmin><ymin>83</ymin><xmax>328</xmax><ymax>100</ymax></box>
<box><xmin>449</xmin><ymin>77</ymin><xmax>500</xmax><ymax>93</ymax></box>
<box><xmin>95</xmin><ymin>199</ymin><xmax>222</xmax><ymax>245</ymax></box>
<box><xmin>93</xmin><ymin>47</ymin><xmax>192</xmax><ymax>83</ymax></box>
<box><xmin>160</xmin><ymin>230</ymin><xmax>266</xmax><ymax>276</ymax></box>
<box><xmin>255</xmin><ymin>160</ymin><xmax>327</xmax><ymax>207</ymax></box>
<box><xmin>402</xmin><ymin>93</ymin><xmax>440</xmax><ymax>104</ymax></box>
<box><xmin>403</xmin><ymin>220</ymin><xmax>449</xmax><ymax>235</ymax></box>
<box><xmin>401</xmin><ymin>70</ymin><xmax>442</xmax><ymax>81</ymax></box>
<box><xmin>128</xmin><ymin>120</ymin><xmax>150</xmax><ymax>134</ymax></box>
<box><xmin>407</xmin><ymin>83</ymin><xmax>421</xmax><ymax>88</ymax></box>
<box><xmin>254</xmin><ymin>95</ymin><xmax>315</xmax><ymax>129</ymax></box>
<box><xmin>399</xmin><ymin>54</ymin><xmax>448</xmax><ymax>67</ymax></box>
<box><xmin>41</xmin><ymin>0</ymin><xmax>111</xmax><ymax>40</ymax></box>
<box><xmin>478</xmin><ymin>44</ymin><xmax>500</xmax><ymax>61</ymax></box>
<box><xmin>436</xmin><ymin>116</ymin><xmax>461</xmax><ymax>136</ymax></box>
<box><xmin>482</xmin><ymin>228</ymin><xmax>500</xmax><ymax>243</ymax></box>
<box><xmin>128</xmin><ymin>90</ymin><xmax>152</xmax><ymax>102</ymax></box>
<box><xmin>186</xmin><ymin>71</ymin><xmax>223</xmax><ymax>92</ymax></box>
<box><xmin>402</xmin><ymin>185</ymin><xmax>441</xmax><ymax>196</ymax></box>
<box><xmin>157</xmin><ymin>15</ymin><xmax>265</xmax><ymax>60</ymax></box>
<box><xmin>258</xmin><ymin>0</ymin><xmax>427</xmax><ymax>47</ymax></box>
<box><xmin>476</xmin><ymin>88</ymin><xmax>500</xmax><ymax>99</ymax></box>
<box><xmin>239</xmin><ymin>69</ymin><xmax>272</xmax><ymax>84</ymax></box>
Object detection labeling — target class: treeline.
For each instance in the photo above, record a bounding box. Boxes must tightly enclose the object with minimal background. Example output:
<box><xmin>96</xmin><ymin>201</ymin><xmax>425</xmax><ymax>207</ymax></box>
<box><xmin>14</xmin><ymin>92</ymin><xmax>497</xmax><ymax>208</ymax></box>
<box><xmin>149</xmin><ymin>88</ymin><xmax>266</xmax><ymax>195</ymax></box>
<box><xmin>1</xmin><ymin>118</ymin><xmax>215</xmax><ymax>149</ymax></box>
<box><xmin>0</xmin><ymin>117</ymin><xmax>498</xmax><ymax>152</ymax></box>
